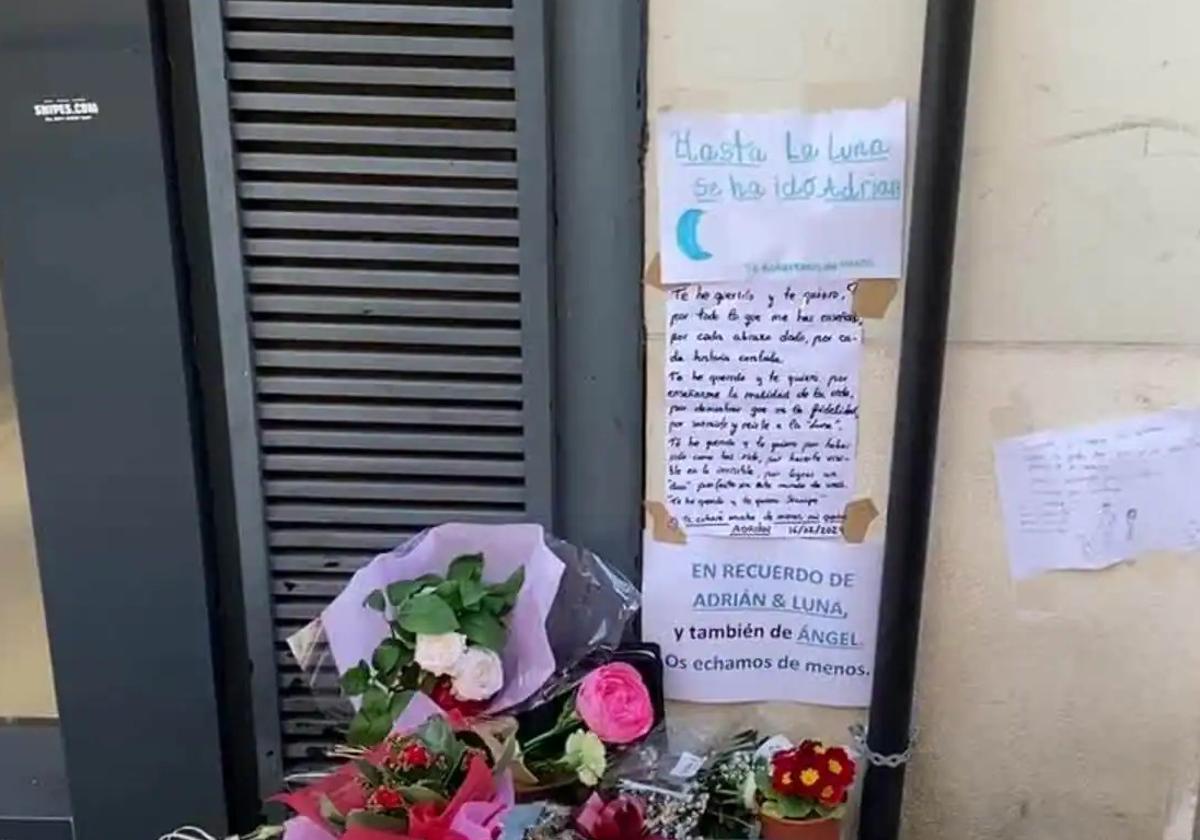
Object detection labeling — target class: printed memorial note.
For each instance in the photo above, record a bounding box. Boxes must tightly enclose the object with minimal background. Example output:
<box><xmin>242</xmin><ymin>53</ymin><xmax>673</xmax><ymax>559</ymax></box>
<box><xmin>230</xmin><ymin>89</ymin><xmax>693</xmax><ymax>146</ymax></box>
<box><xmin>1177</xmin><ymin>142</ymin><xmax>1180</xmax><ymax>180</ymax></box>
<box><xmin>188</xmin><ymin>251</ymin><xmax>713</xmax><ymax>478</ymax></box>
<box><xmin>665</xmin><ymin>282</ymin><xmax>862</xmax><ymax>537</ymax></box>
<box><xmin>994</xmin><ymin>409</ymin><xmax>1200</xmax><ymax>579</ymax></box>
<box><xmin>657</xmin><ymin>100</ymin><xmax>906</xmax><ymax>284</ymax></box>
<box><xmin>642</xmin><ymin>536</ymin><xmax>883</xmax><ymax>706</ymax></box>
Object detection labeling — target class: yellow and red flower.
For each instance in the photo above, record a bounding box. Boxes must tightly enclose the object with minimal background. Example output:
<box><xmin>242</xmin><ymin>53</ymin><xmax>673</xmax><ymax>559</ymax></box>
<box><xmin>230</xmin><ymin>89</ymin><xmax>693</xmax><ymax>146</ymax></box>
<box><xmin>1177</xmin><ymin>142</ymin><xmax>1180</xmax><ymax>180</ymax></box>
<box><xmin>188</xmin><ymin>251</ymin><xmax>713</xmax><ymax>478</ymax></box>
<box><xmin>768</xmin><ymin>740</ymin><xmax>857</xmax><ymax>807</ymax></box>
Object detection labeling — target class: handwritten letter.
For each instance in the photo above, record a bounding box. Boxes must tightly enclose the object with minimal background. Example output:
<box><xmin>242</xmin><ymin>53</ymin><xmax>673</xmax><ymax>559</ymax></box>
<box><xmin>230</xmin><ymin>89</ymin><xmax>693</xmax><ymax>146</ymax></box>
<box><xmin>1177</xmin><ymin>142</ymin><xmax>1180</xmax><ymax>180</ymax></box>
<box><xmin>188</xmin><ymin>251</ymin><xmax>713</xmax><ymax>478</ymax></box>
<box><xmin>657</xmin><ymin>100</ymin><xmax>906</xmax><ymax>284</ymax></box>
<box><xmin>665</xmin><ymin>282</ymin><xmax>861</xmax><ymax>537</ymax></box>
<box><xmin>994</xmin><ymin>409</ymin><xmax>1200</xmax><ymax>578</ymax></box>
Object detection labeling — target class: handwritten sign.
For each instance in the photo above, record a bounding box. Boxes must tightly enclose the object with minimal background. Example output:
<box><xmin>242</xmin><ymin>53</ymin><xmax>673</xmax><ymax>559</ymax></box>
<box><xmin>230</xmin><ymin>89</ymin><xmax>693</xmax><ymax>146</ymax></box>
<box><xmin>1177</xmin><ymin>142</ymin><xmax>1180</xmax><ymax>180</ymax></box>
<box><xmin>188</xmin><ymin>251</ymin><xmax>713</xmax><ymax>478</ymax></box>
<box><xmin>665</xmin><ymin>281</ymin><xmax>861</xmax><ymax>537</ymax></box>
<box><xmin>656</xmin><ymin>101</ymin><xmax>906</xmax><ymax>284</ymax></box>
<box><xmin>994</xmin><ymin>409</ymin><xmax>1200</xmax><ymax>579</ymax></box>
<box><xmin>642</xmin><ymin>536</ymin><xmax>883</xmax><ymax>706</ymax></box>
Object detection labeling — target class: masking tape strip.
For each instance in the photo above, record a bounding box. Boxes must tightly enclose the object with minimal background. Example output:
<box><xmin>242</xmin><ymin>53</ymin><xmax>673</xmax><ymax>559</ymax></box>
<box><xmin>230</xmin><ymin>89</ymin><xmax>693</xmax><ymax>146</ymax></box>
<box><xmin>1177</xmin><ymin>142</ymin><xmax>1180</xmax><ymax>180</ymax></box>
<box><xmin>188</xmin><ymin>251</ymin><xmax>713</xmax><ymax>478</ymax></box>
<box><xmin>851</xmin><ymin>279</ymin><xmax>900</xmax><ymax>319</ymax></box>
<box><xmin>645</xmin><ymin>500</ymin><xmax>687</xmax><ymax>545</ymax></box>
<box><xmin>841</xmin><ymin>498</ymin><xmax>880</xmax><ymax>543</ymax></box>
<box><xmin>644</xmin><ymin>253</ymin><xmax>665</xmax><ymax>290</ymax></box>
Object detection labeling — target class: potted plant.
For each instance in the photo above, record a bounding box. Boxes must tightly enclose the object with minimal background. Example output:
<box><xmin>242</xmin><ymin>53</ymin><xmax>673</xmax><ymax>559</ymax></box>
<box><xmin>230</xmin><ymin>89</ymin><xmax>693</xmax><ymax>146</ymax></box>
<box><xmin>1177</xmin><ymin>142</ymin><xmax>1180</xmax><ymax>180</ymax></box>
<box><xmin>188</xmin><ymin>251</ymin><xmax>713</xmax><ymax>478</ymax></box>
<box><xmin>753</xmin><ymin>740</ymin><xmax>857</xmax><ymax>840</ymax></box>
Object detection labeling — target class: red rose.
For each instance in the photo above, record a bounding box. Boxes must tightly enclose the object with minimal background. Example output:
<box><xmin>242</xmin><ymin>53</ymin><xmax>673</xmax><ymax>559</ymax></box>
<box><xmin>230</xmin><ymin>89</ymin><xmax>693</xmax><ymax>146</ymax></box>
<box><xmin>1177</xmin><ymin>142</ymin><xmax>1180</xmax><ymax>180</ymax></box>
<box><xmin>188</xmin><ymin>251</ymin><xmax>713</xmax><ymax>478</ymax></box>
<box><xmin>402</xmin><ymin>742</ymin><xmax>433</xmax><ymax>769</ymax></box>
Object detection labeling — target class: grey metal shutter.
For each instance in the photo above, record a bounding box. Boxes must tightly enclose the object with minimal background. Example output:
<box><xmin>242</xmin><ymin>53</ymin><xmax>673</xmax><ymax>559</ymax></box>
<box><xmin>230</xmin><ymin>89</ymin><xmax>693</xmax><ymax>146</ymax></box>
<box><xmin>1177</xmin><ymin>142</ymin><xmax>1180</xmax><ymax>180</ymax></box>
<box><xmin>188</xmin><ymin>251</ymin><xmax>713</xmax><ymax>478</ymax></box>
<box><xmin>196</xmin><ymin>0</ymin><xmax>553</xmax><ymax>789</ymax></box>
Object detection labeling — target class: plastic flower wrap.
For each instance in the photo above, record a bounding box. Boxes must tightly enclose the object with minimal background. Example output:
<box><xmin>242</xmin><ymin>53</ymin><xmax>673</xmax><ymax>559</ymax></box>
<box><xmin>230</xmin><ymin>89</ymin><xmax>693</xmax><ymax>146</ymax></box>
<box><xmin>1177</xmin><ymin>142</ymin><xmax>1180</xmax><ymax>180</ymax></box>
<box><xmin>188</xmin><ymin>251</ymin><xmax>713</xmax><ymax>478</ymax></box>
<box><xmin>287</xmin><ymin>523</ymin><xmax>641</xmax><ymax>745</ymax></box>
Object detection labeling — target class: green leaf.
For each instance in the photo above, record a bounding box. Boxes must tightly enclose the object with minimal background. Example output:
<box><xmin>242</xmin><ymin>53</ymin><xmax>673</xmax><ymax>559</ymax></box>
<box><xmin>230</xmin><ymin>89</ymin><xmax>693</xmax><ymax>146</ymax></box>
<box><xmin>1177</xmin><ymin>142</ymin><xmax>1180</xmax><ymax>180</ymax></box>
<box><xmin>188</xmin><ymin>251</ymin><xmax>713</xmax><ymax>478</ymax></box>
<box><xmin>363</xmin><ymin>684</ymin><xmax>390</xmax><ymax>715</ymax></box>
<box><xmin>460</xmin><ymin>609</ymin><xmax>506</xmax><ymax>651</ymax></box>
<box><xmin>355</xmin><ymin>759</ymin><xmax>384</xmax><ymax>788</ymax></box>
<box><xmin>448</xmin><ymin>553</ymin><xmax>484</xmax><ymax>582</ymax></box>
<box><xmin>775</xmin><ymin>796</ymin><xmax>818</xmax><ymax>820</ymax></box>
<box><xmin>364</xmin><ymin>589</ymin><xmax>387</xmax><ymax>612</ymax></box>
<box><xmin>481</xmin><ymin>594</ymin><xmax>507</xmax><ymax>614</ymax></box>
<box><xmin>434</xmin><ymin>579</ymin><xmax>463</xmax><ymax>611</ymax></box>
<box><xmin>488</xmin><ymin>567</ymin><xmax>525</xmax><ymax>609</ymax></box>
<box><xmin>373</xmin><ymin>639</ymin><xmax>406</xmax><ymax>676</ymax></box>
<box><xmin>340</xmin><ymin>662</ymin><xmax>370</xmax><ymax>697</ymax></box>
<box><xmin>396</xmin><ymin>592</ymin><xmax>459</xmax><ymax>635</ymax></box>
<box><xmin>347</xmin><ymin>711</ymin><xmax>373</xmax><ymax>746</ymax></box>
<box><xmin>396</xmin><ymin>785</ymin><xmax>448</xmax><ymax>806</ymax></box>
<box><xmin>417</xmin><ymin>715</ymin><xmax>462</xmax><ymax>767</ymax></box>
<box><xmin>388</xmin><ymin>690</ymin><xmax>415</xmax><ymax>721</ymax></box>
<box><xmin>387</xmin><ymin>575</ymin><xmax>440</xmax><ymax>608</ymax></box>
<box><xmin>364</xmin><ymin>714</ymin><xmax>393</xmax><ymax>746</ymax></box>
<box><xmin>459</xmin><ymin>578</ymin><xmax>487</xmax><ymax>609</ymax></box>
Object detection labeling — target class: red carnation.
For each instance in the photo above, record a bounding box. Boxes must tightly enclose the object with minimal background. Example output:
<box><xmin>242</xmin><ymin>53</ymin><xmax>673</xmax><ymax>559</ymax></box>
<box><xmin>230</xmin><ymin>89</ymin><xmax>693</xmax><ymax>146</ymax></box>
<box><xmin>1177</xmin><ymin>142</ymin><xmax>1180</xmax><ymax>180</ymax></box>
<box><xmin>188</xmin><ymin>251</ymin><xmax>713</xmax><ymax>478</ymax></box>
<box><xmin>370</xmin><ymin>787</ymin><xmax>404</xmax><ymax>811</ymax></box>
<box><xmin>401</xmin><ymin>742</ymin><xmax>432</xmax><ymax>769</ymax></box>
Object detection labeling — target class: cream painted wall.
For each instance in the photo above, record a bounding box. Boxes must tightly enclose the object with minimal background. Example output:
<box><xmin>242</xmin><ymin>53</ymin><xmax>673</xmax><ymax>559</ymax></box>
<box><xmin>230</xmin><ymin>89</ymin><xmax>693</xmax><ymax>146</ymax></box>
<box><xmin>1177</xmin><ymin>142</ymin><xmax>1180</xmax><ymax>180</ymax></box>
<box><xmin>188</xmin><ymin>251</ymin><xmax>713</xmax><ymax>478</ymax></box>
<box><xmin>644</xmin><ymin>2</ymin><xmax>1200</xmax><ymax>838</ymax></box>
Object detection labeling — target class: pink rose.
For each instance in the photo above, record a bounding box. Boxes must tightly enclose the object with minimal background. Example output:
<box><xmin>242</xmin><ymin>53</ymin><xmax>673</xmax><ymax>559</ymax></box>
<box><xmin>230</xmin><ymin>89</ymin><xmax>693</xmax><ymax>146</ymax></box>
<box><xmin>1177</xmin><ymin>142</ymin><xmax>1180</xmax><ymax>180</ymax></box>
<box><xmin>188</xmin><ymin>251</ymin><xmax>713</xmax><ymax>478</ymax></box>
<box><xmin>575</xmin><ymin>662</ymin><xmax>654</xmax><ymax>744</ymax></box>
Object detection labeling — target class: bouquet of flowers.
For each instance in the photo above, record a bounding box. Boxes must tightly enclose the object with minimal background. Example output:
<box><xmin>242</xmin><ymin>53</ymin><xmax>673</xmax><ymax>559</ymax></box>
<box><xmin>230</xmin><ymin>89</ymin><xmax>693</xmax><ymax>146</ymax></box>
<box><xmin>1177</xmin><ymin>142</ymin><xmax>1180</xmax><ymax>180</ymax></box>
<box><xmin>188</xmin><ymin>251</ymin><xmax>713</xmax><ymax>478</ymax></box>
<box><xmin>339</xmin><ymin>552</ymin><xmax>525</xmax><ymax>745</ymax></box>
<box><xmin>291</xmin><ymin>524</ymin><xmax>576</xmax><ymax>746</ymax></box>
<box><xmin>517</xmin><ymin>662</ymin><xmax>656</xmax><ymax>791</ymax></box>
<box><xmin>275</xmin><ymin>705</ymin><xmax>514</xmax><ymax>840</ymax></box>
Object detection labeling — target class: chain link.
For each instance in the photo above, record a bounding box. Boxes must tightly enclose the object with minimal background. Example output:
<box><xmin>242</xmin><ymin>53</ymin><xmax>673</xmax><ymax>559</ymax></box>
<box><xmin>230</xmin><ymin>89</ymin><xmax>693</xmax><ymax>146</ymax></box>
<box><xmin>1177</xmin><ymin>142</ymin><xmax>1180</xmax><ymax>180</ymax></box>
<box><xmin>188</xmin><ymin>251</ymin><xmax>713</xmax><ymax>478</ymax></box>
<box><xmin>848</xmin><ymin>723</ymin><xmax>918</xmax><ymax>768</ymax></box>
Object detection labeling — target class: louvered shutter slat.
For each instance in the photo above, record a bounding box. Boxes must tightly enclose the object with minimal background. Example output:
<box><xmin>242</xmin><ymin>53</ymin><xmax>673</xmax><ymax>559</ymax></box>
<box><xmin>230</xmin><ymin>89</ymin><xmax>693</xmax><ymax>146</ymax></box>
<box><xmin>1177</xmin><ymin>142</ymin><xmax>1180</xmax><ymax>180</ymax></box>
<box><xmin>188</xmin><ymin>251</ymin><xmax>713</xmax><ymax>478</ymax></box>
<box><xmin>268</xmin><ymin>530</ymin><xmax>420</xmax><ymax>551</ymax></box>
<box><xmin>259</xmin><ymin>429</ymin><xmax>524</xmax><ymax>453</ymax></box>
<box><xmin>237</xmin><ymin>154</ymin><xmax>516</xmax><ymax>179</ymax></box>
<box><xmin>257</xmin><ymin>404</ymin><xmax>523</xmax><ymax>426</ymax></box>
<box><xmin>255</xmin><ymin>351</ymin><xmax>521</xmax><ymax>376</ymax></box>
<box><xmin>231</xmin><ymin>93</ymin><xmax>515</xmax><ymax>120</ymax></box>
<box><xmin>224</xmin><ymin>2</ymin><xmax>513</xmax><ymax>28</ymax></box>
<box><xmin>257</xmin><ymin>376</ymin><xmax>523</xmax><ymax>401</ymax></box>
<box><xmin>242</xmin><ymin>212</ymin><xmax>519</xmax><ymax>238</ymax></box>
<box><xmin>264</xmin><ymin>454</ymin><xmax>524</xmax><ymax>478</ymax></box>
<box><xmin>226</xmin><ymin>32</ymin><xmax>514</xmax><ymax>58</ymax></box>
<box><xmin>251</xmin><ymin>294</ymin><xmax>521</xmax><ymax>320</ymax></box>
<box><xmin>228</xmin><ymin>63</ymin><xmax>515</xmax><ymax>90</ymax></box>
<box><xmin>239</xmin><ymin>183</ymin><xmax>518</xmax><ymax>207</ymax></box>
<box><xmin>248</xmin><ymin>268</ymin><xmax>519</xmax><ymax>294</ymax></box>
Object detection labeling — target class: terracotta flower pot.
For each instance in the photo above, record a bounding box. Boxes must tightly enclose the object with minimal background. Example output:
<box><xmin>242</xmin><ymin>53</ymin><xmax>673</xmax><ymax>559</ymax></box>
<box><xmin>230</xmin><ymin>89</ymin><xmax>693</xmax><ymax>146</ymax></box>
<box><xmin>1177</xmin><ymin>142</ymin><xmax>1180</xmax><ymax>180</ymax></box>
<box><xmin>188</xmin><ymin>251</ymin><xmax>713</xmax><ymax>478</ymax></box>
<box><xmin>760</xmin><ymin>812</ymin><xmax>842</xmax><ymax>840</ymax></box>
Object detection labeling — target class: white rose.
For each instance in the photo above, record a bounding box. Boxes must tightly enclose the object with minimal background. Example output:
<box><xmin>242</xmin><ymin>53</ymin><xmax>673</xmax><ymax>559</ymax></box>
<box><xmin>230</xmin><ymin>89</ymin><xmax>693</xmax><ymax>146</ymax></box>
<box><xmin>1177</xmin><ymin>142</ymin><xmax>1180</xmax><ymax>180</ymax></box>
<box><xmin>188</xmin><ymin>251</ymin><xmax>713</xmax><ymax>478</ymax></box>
<box><xmin>451</xmin><ymin>646</ymin><xmax>504</xmax><ymax>701</ymax></box>
<box><xmin>413</xmin><ymin>632</ymin><xmax>467</xmax><ymax>676</ymax></box>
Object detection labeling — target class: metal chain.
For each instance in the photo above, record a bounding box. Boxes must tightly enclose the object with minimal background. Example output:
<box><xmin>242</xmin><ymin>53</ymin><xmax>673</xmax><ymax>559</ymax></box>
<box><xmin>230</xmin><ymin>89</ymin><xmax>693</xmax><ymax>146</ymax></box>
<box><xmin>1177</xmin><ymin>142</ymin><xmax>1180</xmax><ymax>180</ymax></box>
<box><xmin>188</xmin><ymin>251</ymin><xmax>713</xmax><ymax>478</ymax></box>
<box><xmin>848</xmin><ymin>723</ymin><xmax>918</xmax><ymax>768</ymax></box>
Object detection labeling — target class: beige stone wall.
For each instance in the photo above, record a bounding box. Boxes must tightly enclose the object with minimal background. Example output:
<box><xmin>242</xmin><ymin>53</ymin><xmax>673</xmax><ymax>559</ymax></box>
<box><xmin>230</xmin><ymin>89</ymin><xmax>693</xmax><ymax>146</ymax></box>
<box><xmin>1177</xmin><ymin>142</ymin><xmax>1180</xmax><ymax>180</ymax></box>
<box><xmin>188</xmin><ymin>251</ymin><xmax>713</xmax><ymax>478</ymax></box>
<box><xmin>644</xmin><ymin>2</ymin><xmax>1200</xmax><ymax>837</ymax></box>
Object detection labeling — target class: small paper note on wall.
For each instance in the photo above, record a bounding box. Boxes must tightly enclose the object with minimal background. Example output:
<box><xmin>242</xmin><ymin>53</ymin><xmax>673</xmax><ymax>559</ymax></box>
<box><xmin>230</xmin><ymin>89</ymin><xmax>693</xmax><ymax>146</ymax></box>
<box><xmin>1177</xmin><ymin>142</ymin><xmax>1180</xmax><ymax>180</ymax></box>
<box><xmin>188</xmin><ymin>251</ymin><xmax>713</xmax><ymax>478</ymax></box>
<box><xmin>994</xmin><ymin>408</ymin><xmax>1200</xmax><ymax>579</ymax></box>
<box><xmin>642</xmin><ymin>535</ymin><xmax>883</xmax><ymax>707</ymax></box>
<box><xmin>657</xmin><ymin>100</ymin><xmax>907</xmax><ymax>285</ymax></box>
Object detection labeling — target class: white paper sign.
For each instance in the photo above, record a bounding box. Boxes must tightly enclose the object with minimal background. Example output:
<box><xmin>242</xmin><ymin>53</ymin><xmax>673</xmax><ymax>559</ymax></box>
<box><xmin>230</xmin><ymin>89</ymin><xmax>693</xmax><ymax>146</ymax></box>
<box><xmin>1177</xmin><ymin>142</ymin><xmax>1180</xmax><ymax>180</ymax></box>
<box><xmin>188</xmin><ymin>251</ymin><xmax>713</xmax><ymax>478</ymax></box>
<box><xmin>665</xmin><ymin>281</ymin><xmax>861</xmax><ymax>537</ymax></box>
<box><xmin>657</xmin><ymin>101</ymin><xmax>906</xmax><ymax>285</ymax></box>
<box><xmin>643</xmin><ymin>536</ymin><xmax>883</xmax><ymax>706</ymax></box>
<box><xmin>994</xmin><ymin>409</ymin><xmax>1200</xmax><ymax>579</ymax></box>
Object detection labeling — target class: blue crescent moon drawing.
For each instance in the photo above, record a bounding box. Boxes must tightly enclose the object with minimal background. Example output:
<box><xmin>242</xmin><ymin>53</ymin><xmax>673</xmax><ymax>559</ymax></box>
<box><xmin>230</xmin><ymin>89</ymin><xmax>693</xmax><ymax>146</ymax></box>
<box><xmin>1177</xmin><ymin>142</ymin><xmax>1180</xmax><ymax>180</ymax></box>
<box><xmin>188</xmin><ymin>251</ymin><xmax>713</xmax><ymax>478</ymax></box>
<box><xmin>676</xmin><ymin>207</ymin><xmax>713</xmax><ymax>261</ymax></box>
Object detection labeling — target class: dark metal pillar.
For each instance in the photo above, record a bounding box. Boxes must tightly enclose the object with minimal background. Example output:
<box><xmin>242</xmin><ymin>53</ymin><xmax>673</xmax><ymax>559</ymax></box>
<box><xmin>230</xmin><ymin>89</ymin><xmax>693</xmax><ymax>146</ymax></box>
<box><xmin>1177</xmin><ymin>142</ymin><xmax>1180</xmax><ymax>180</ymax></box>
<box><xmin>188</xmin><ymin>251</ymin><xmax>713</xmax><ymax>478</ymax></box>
<box><xmin>0</xmin><ymin>2</ymin><xmax>228</xmax><ymax>837</ymax></box>
<box><xmin>857</xmin><ymin>1</ymin><xmax>977</xmax><ymax>837</ymax></box>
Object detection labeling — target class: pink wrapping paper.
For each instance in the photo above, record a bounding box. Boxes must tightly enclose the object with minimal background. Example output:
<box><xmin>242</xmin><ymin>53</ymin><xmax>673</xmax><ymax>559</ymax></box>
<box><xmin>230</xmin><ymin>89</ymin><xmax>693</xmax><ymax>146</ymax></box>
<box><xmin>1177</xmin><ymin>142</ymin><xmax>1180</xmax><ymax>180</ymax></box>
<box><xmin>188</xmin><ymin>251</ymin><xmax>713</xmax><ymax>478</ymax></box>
<box><xmin>281</xmin><ymin>693</ymin><xmax>513</xmax><ymax>840</ymax></box>
<box><xmin>321</xmin><ymin>523</ymin><xmax>563</xmax><ymax>713</ymax></box>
